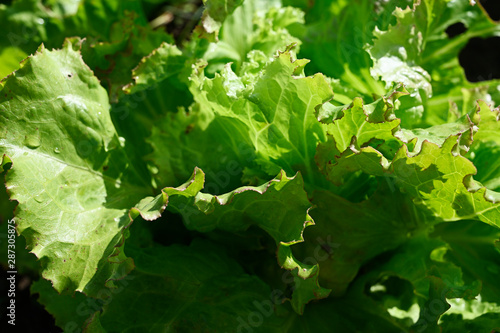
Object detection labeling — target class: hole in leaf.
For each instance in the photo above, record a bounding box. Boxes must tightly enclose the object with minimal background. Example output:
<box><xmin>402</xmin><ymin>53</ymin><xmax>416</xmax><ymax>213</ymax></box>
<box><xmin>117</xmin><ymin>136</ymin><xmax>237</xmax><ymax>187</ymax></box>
<box><xmin>445</xmin><ymin>22</ymin><xmax>467</xmax><ymax>38</ymax></box>
<box><xmin>479</xmin><ymin>0</ymin><xmax>500</xmax><ymax>21</ymax></box>
<box><xmin>458</xmin><ymin>36</ymin><xmax>500</xmax><ymax>82</ymax></box>
<box><xmin>2</xmin><ymin>162</ymin><xmax>12</xmax><ymax>172</ymax></box>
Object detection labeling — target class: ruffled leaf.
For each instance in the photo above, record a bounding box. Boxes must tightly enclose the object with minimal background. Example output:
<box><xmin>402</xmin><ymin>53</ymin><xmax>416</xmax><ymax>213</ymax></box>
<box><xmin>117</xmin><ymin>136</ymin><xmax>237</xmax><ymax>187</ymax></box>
<box><xmin>0</xmin><ymin>40</ymin><xmax>152</xmax><ymax>296</ymax></box>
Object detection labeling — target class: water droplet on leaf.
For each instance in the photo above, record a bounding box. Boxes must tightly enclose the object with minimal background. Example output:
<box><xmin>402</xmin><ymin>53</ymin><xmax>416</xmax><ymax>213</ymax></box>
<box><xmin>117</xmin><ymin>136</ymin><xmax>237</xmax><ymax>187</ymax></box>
<box><xmin>24</xmin><ymin>135</ymin><xmax>41</xmax><ymax>149</ymax></box>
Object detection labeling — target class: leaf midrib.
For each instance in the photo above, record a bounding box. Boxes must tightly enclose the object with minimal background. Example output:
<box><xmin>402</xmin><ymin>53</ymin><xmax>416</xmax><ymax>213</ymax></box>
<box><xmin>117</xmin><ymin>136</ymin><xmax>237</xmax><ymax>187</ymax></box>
<box><xmin>0</xmin><ymin>142</ymin><xmax>147</xmax><ymax>193</ymax></box>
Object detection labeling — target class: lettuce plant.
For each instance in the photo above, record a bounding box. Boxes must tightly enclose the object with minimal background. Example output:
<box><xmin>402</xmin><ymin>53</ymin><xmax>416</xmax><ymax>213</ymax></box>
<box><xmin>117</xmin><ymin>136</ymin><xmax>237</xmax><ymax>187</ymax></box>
<box><xmin>1</xmin><ymin>0</ymin><xmax>500</xmax><ymax>332</ymax></box>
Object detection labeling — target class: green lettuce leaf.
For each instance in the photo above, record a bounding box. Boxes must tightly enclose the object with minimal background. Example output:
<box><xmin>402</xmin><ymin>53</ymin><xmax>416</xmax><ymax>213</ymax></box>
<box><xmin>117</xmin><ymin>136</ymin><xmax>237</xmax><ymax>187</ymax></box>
<box><xmin>109</xmin><ymin>41</ymin><xmax>192</xmax><ymax>191</ymax></box>
<box><xmin>79</xmin><ymin>14</ymin><xmax>174</xmax><ymax>102</ymax></box>
<box><xmin>432</xmin><ymin>220</ymin><xmax>500</xmax><ymax>304</ymax></box>
<box><xmin>198</xmin><ymin>0</ymin><xmax>245</xmax><ymax>40</ymax></box>
<box><xmin>467</xmin><ymin>101</ymin><xmax>500</xmax><ymax>192</ymax></box>
<box><xmin>50</xmin><ymin>239</ymin><xmax>290</xmax><ymax>332</ymax></box>
<box><xmin>367</xmin><ymin>0</ymin><xmax>500</xmax><ymax>126</ymax></box>
<box><xmin>201</xmin><ymin>0</ymin><xmax>304</xmax><ymax>75</ymax></box>
<box><xmin>315</xmin><ymin>88</ymin><xmax>404</xmax><ymax>186</ymax></box>
<box><xmin>392</xmin><ymin>136</ymin><xmax>500</xmax><ymax>228</ymax></box>
<box><xmin>149</xmin><ymin>49</ymin><xmax>334</xmax><ymax>189</ymax></box>
<box><xmin>297</xmin><ymin>0</ymin><xmax>413</xmax><ymax>98</ymax></box>
<box><xmin>142</xmin><ymin>167</ymin><xmax>330</xmax><ymax>314</ymax></box>
<box><xmin>123</xmin><ymin>42</ymin><xmax>186</xmax><ymax>95</ymax></box>
<box><xmin>0</xmin><ymin>39</ymin><xmax>154</xmax><ymax>296</ymax></box>
<box><xmin>0</xmin><ymin>0</ymin><xmax>174</xmax><ymax>101</ymax></box>
<box><xmin>1</xmin><ymin>1</ymin><xmax>500</xmax><ymax>331</ymax></box>
<box><xmin>294</xmin><ymin>184</ymin><xmax>426</xmax><ymax>295</ymax></box>
<box><xmin>314</xmin><ymin>89</ymin><xmax>500</xmax><ymax>228</ymax></box>
<box><xmin>366</xmin><ymin>234</ymin><xmax>482</xmax><ymax>332</ymax></box>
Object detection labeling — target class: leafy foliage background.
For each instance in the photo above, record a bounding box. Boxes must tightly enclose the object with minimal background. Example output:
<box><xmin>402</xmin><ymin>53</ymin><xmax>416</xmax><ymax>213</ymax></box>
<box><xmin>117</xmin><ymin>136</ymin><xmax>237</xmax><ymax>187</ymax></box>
<box><xmin>1</xmin><ymin>0</ymin><xmax>500</xmax><ymax>332</ymax></box>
